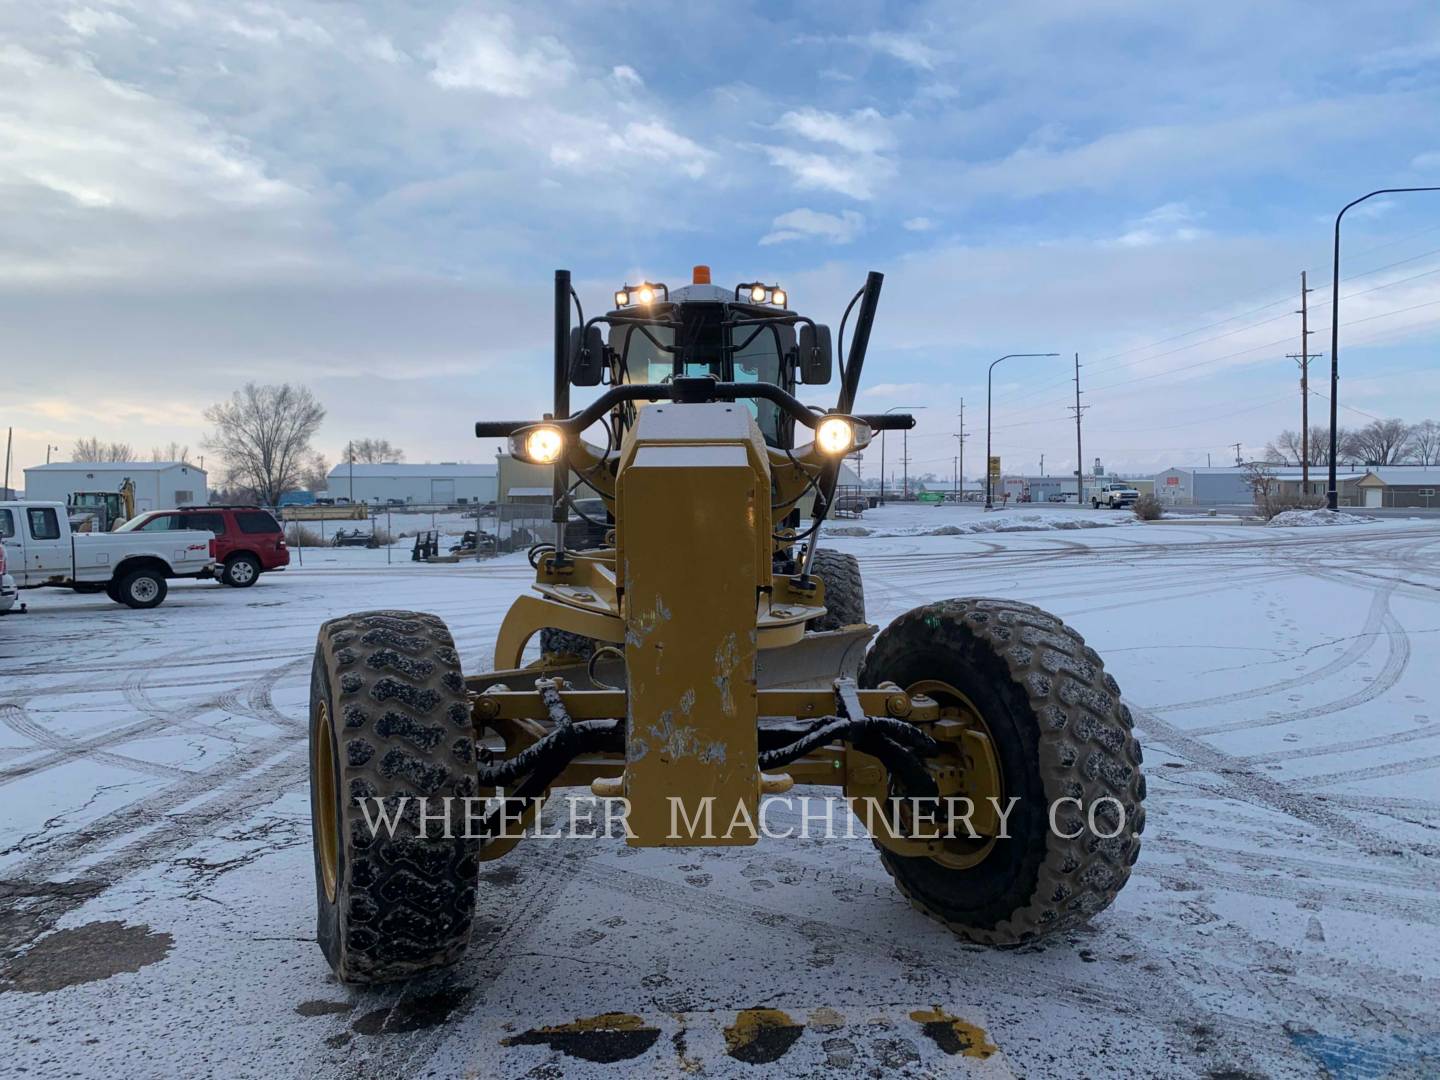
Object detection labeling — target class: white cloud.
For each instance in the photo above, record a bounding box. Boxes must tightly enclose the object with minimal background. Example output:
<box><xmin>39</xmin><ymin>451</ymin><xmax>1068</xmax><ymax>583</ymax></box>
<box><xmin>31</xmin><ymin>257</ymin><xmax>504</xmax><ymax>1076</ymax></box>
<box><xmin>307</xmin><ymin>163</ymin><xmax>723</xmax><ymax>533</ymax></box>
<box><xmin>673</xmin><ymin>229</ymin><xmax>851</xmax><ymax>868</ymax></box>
<box><xmin>764</xmin><ymin>147</ymin><xmax>886</xmax><ymax>200</ymax></box>
<box><xmin>1113</xmin><ymin>203</ymin><xmax>1205</xmax><ymax>247</ymax></box>
<box><xmin>611</xmin><ymin>64</ymin><xmax>643</xmax><ymax>87</ymax></box>
<box><xmin>62</xmin><ymin>8</ymin><xmax>133</xmax><ymax>37</ymax></box>
<box><xmin>427</xmin><ymin>13</ymin><xmax>573</xmax><ymax>98</ymax></box>
<box><xmin>1412</xmin><ymin>150</ymin><xmax>1440</xmax><ymax>172</ymax></box>
<box><xmin>611</xmin><ymin>121</ymin><xmax>713</xmax><ymax>179</ymax></box>
<box><xmin>903</xmin><ymin>216</ymin><xmax>935</xmax><ymax>231</ymax></box>
<box><xmin>761</xmin><ymin>208</ymin><xmax>864</xmax><ymax>245</ymax></box>
<box><xmin>0</xmin><ymin>46</ymin><xmax>302</xmax><ymax>221</ymax></box>
<box><xmin>767</xmin><ymin>108</ymin><xmax>896</xmax><ymax>200</ymax></box>
<box><xmin>775</xmin><ymin>107</ymin><xmax>893</xmax><ymax>154</ymax></box>
<box><xmin>864</xmin><ymin>31</ymin><xmax>944</xmax><ymax>71</ymax></box>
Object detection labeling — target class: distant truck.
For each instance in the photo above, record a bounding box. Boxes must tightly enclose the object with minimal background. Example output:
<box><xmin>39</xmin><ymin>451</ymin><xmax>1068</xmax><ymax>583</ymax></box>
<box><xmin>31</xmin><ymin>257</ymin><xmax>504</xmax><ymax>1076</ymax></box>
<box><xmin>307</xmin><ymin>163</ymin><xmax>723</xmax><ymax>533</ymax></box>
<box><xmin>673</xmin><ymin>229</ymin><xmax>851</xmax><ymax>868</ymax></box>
<box><xmin>1092</xmin><ymin>482</ymin><xmax>1140</xmax><ymax>509</ymax></box>
<box><xmin>0</xmin><ymin>501</ymin><xmax>216</xmax><ymax>608</ymax></box>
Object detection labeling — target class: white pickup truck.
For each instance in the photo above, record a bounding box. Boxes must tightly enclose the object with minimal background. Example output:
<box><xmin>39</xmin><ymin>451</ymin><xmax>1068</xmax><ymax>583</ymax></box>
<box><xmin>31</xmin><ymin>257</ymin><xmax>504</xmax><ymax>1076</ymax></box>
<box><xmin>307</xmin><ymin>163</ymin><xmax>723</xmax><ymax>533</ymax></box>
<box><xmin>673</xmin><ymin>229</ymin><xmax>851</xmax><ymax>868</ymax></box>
<box><xmin>0</xmin><ymin>501</ymin><xmax>217</xmax><ymax>609</ymax></box>
<box><xmin>1091</xmin><ymin>482</ymin><xmax>1141</xmax><ymax>510</ymax></box>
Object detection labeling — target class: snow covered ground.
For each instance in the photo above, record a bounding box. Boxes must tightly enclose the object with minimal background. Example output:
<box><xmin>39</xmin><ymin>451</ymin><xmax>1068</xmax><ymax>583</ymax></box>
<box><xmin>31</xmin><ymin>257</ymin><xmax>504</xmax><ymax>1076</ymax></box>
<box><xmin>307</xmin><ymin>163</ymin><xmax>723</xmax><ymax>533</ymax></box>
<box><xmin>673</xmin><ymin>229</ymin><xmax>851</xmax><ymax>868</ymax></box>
<box><xmin>2</xmin><ymin>502</ymin><xmax>1438</xmax><ymax>1078</ymax></box>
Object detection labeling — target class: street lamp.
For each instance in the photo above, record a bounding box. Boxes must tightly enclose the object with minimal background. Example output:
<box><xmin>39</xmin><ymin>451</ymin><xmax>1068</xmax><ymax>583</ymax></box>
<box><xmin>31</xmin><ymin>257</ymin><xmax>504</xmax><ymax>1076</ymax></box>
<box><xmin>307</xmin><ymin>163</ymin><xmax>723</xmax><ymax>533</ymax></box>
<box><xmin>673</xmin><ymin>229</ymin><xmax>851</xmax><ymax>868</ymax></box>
<box><xmin>879</xmin><ymin>405</ymin><xmax>925</xmax><ymax>505</ymax></box>
<box><xmin>987</xmin><ymin>353</ymin><xmax>1059</xmax><ymax>509</ymax></box>
<box><xmin>1327</xmin><ymin>187</ymin><xmax>1440</xmax><ymax>509</ymax></box>
<box><xmin>46</xmin><ymin>444</ymin><xmax>60</xmax><ymax>464</ymax></box>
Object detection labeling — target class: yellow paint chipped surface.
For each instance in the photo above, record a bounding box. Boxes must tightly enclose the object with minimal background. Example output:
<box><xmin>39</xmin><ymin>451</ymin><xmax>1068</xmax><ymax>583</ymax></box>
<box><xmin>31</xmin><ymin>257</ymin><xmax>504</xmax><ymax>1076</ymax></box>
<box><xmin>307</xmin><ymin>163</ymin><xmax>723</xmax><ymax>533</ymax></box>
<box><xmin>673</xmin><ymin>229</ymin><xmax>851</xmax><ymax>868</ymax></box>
<box><xmin>909</xmin><ymin>1007</ymin><xmax>998</xmax><ymax>1059</ymax></box>
<box><xmin>723</xmin><ymin>1008</ymin><xmax>799</xmax><ymax>1054</ymax></box>
<box><xmin>503</xmin><ymin>1011</ymin><xmax>648</xmax><ymax>1040</ymax></box>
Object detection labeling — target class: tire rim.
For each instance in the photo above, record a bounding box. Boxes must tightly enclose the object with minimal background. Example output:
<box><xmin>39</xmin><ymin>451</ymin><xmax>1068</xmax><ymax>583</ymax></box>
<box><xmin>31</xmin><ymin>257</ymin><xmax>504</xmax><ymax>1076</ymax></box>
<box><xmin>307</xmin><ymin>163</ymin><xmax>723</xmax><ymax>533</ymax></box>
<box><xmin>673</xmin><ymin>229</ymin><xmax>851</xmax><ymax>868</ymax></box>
<box><xmin>906</xmin><ymin>678</ymin><xmax>1004</xmax><ymax>870</ymax></box>
<box><xmin>314</xmin><ymin>700</ymin><xmax>340</xmax><ymax>904</ymax></box>
<box><xmin>130</xmin><ymin>577</ymin><xmax>159</xmax><ymax>603</ymax></box>
<box><xmin>231</xmin><ymin>560</ymin><xmax>256</xmax><ymax>584</ymax></box>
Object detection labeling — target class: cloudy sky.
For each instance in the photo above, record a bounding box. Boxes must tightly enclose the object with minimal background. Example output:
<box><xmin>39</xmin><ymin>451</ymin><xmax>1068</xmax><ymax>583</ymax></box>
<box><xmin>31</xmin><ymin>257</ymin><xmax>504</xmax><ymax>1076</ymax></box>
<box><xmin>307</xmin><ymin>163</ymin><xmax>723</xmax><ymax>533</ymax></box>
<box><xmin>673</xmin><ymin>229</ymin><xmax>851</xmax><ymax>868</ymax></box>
<box><xmin>3</xmin><ymin>0</ymin><xmax>1440</xmax><ymax>486</ymax></box>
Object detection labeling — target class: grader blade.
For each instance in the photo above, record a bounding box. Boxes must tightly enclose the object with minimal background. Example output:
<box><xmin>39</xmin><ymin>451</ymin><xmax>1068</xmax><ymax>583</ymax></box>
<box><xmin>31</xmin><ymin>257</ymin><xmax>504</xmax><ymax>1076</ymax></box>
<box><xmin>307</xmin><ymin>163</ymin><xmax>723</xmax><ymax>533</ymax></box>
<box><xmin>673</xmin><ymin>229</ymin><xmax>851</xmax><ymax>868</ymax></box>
<box><xmin>756</xmin><ymin>624</ymin><xmax>875</xmax><ymax>691</ymax></box>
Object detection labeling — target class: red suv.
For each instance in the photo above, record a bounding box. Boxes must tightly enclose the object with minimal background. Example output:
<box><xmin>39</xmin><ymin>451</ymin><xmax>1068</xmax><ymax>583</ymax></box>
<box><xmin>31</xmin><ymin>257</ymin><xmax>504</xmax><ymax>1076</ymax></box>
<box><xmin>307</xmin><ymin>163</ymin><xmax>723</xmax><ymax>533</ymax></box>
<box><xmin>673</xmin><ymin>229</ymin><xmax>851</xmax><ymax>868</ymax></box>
<box><xmin>121</xmin><ymin>506</ymin><xmax>289</xmax><ymax>587</ymax></box>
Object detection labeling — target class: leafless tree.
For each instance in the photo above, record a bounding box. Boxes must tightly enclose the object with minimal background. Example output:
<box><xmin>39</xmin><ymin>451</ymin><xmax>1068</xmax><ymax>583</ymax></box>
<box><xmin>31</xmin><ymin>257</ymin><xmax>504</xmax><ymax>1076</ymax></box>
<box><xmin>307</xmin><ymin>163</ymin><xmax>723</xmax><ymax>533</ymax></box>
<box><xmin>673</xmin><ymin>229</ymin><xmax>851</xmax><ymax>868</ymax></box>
<box><xmin>203</xmin><ymin>383</ymin><xmax>326</xmax><ymax>506</ymax></box>
<box><xmin>348</xmin><ymin>438</ymin><xmax>405</xmax><ymax>464</ymax></box>
<box><xmin>1267</xmin><ymin>426</ymin><xmax>1353</xmax><ymax>466</ymax></box>
<box><xmin>150</xmin><ymin>442</ymin><xmax>192</xmax><ymax>464</ymax></box>
<box><xmin>72</xmin><ymin>437</ymin><xmax>135</xmax><ymax>462</ymax></box>
<box><xmin>1346</xmin><ymin>418</ymin><xmax>1414</xmax><ymax>465</ymax></box>
<box><xmin>299</xmin><ymin>453</ymin><xmax>331</xmax><ymax>492</ymax></box>
<box><xmin>1265</xmin><ymin>431</ymin><xmax>1301</xmax><ymax>465</ymax></box>
<box><xmin>1409</xmin><ymin>419</ymin><xmax>1440</xmax><ymax>465</ymax></box>
<box><xmin>1242</xmin><ymin>461</ymin><xmax>1280</xmax><ymax>517</ymax></box>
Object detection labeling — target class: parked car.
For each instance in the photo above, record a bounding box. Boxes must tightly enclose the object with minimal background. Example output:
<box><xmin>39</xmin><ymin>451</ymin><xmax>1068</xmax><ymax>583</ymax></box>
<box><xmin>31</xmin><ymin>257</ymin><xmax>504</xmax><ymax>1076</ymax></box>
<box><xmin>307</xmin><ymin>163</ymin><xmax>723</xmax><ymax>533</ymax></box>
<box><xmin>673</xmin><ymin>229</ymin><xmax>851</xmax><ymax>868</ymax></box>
<box><xmin>1091</xmin><ymin>482</ymin><xmax>1141</xmax><ymax>509</ymax></box>
<box><xmin>118</xmin><ymin>505</ymin><xmax>288</xmax><ymax>587</ymax></box>
<box><xmin>0</xmin><ymin>541</ymin><xmax>18</xmax><ymax>614</ymax></box>
<box><xmin>1</xmin><ymin>500</ymin><xmax>216</xmax><ymax>608</ymax></box>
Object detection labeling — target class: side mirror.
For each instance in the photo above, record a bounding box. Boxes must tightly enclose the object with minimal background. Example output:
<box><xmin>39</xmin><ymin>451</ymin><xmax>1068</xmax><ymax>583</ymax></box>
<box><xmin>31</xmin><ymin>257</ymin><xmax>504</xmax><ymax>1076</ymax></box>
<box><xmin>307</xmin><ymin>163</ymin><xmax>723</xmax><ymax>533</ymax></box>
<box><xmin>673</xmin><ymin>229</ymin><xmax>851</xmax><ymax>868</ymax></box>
<box><xmin>569</xmin><ymin>326</ymin><xmax>605</xmax><ymax>386</ymax></box>
<box><xmin>798</xmin><ymin>324</ymin><xmax>833</xmax><ymax>385</ymax></box>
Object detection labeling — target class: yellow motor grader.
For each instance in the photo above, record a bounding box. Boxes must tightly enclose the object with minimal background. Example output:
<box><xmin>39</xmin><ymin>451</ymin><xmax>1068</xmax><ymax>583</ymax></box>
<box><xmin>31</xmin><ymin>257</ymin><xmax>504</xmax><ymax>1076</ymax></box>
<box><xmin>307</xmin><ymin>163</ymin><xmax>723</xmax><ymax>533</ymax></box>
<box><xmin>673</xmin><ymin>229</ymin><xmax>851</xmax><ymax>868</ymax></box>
<box><xmin>307</xmin><ymin>267</ymin><xmax>1146</xmax><ymax>983</ymax></box>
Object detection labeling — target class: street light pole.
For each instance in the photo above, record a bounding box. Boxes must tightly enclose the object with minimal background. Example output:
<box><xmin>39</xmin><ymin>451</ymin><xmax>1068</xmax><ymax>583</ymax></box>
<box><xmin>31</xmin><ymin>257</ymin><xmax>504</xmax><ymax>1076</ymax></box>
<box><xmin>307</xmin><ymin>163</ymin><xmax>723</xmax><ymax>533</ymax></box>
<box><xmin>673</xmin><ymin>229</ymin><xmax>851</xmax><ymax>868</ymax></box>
<box><xmin>878</xmin><ymin>405</ymin><xmax>924</xmax><ymax>506</ymax></box>
<box><xmin>986</xmin><ymin>353</ymin><xmax>1059</xmax><ymax>510</ymax></box>
<box><xmin>1327</xmin><ymin>187</ymin><xmax>1440</xmax><ymax>509</ymax></box>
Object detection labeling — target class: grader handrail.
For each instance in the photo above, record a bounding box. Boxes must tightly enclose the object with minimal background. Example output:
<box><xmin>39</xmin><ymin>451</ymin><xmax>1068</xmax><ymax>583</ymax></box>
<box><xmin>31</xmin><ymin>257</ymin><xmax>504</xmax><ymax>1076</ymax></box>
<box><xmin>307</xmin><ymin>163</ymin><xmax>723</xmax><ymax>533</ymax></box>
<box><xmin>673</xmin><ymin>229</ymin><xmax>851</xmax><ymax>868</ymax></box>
<box><xmin>475</xmin><ymin>380</ymin><xmax>916</xmax><ymax>439</ymax></box>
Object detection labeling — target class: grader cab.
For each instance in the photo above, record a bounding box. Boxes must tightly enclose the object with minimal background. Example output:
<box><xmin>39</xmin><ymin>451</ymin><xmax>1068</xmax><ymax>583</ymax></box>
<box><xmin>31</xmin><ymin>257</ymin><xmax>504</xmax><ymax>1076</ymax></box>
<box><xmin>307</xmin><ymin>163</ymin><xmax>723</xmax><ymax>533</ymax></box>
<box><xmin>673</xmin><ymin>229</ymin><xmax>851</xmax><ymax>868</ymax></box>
<box><xmin>307</xmin><ymin>267</ymin><xmax>1146</xmax><ymax>983</ymax></box>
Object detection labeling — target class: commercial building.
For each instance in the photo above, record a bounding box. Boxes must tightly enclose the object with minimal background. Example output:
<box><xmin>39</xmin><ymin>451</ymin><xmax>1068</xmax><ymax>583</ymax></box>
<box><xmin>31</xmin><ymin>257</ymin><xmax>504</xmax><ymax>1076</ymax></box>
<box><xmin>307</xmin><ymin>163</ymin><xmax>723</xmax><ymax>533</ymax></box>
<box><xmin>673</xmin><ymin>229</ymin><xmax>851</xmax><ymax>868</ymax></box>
<box><xmin>325</xmin><ymin>463</ymin><xmax>497</xmax><ymax>506</ymax></box>
<box><xmin>1355</xmin><ymin>466</ymin><xmax>1440</xmax><ymax>508</ymax></box>
<box><xmin>23</xmin><ymin>461</ymin><xmax>208</xmax><ymax>512</ymax></box>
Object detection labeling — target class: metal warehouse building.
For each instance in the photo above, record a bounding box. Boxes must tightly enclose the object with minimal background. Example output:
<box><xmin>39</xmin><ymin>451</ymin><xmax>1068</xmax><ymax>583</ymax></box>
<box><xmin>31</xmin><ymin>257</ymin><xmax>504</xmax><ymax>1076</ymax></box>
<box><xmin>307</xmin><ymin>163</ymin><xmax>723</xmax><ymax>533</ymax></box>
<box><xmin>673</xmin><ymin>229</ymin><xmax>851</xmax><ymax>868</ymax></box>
<box><xmin>23</xmin><ymin>461</ymin><xmax>208</xmax><ymax>512</ymax></box>
<box><xmin>1153</xmin><ymin>467</ymin><xmax>1254</xmax><ymax>506</ymax></box>
<box><xmin>326</xmin><ymin>463</ymin><xmax>498</xmax><ymax>506</ymax></box>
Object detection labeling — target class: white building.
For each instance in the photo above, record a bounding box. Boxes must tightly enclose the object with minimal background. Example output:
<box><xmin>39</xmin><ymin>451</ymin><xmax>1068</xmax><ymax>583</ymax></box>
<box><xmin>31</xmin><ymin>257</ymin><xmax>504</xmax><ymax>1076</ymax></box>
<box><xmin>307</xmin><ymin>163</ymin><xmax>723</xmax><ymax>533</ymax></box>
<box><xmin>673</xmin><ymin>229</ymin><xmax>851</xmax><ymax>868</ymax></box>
<box><xmin>326</xmin><ymin>462</ymin><xmax>498</xmax><ymax>506</ymax></box>
<box><xmin>23</xmin><ymin>461</ymin><xmax>208</xmax><ymax>512</ymax></box>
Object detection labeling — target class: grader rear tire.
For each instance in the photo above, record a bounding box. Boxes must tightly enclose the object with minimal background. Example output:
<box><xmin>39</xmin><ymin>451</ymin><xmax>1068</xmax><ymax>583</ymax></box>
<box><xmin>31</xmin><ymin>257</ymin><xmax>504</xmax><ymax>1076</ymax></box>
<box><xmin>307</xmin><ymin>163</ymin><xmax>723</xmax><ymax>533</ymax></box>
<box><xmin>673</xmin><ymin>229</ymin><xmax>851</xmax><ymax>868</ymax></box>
<box><xmin>808</xmin><ymin>549</ymin><xmax>865</xmax><ymax>631</ymax></box>
<box><xmin>309</xmin><ymin>610</ymin><xmax>481</xmax><ymax>983</ymax></box>
<box><xmin>859</xmin><ymin>598</ymin><xmax>1144</xmax><ymax>945</ymax></box>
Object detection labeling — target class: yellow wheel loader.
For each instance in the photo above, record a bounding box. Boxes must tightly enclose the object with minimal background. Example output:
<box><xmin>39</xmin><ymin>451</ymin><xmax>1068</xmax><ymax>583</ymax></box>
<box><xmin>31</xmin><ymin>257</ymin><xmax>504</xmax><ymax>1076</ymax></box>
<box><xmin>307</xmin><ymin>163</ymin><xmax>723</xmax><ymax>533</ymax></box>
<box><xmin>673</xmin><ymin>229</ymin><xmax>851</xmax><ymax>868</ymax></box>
<box><xmin>307</xmin><ymin>267</ymin><xmax>1146</xmax><ymax>983</ymax></box>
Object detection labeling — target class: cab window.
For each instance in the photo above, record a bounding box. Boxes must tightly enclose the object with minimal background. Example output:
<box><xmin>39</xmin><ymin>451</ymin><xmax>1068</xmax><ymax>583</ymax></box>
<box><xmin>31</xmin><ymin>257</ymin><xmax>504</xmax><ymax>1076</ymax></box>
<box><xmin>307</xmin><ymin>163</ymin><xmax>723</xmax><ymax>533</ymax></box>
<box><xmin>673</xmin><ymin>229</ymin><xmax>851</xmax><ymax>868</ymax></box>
<box><xmin>0</xmin><ymin>508</ymin><xmax>14</xmax><ymax>538</ymax></box>
<box><xmin>26</xmin><ymin>507</ymin><xmax>61</xmax><ymax>540</ymax></box>
<box><xmin>732</xmin><ymin>323</ymin><xmax>795</xmax><ymax>446</ymax></box>
<box><xmin>613</xmin><ymin>325</ymin><xmax>676</xmax><ymax>384</ymax></box>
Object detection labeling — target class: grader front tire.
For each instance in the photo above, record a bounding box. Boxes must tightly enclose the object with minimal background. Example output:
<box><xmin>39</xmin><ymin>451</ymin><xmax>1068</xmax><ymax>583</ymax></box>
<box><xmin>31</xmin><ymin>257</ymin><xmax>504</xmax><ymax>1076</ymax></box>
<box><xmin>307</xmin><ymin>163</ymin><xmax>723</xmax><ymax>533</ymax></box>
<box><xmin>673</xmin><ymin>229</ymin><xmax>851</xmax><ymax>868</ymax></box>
<box><xmin>309</xmin><ymin>610</ymin><xmax>481</xmax><ymax>983</ymax></box>
<box><xmin>808</xmin><ymin>549</ymin><xmax>866</xmax><ymax>631</ymax></box>
<box><xmin>859</xmin><ymin>598</ymin><xmax>1145</xmax><ymax>945</ymax></box>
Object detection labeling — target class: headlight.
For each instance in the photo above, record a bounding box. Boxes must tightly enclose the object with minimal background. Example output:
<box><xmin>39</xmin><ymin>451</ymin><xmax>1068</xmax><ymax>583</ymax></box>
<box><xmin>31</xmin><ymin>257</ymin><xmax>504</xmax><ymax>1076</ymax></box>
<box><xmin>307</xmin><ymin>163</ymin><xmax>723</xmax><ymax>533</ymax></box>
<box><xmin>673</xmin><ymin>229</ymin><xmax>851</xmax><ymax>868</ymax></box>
<box><xmin>771</xmin><ymin>288</ymin><xmax>787</xmax><ymax>307</ymax></box>
<box><xmin>636</xmin><ymin>285</ymin><xmax>654</xmax><ymax>304</ymax></box>
<box><xmin>614</xmin><ymin>289</ymin><xmax>629</xmax><ymax>307</ymax></box>
<box><xmin>749</xmin><ymin>283</ymin><xmax>768</xmax><ymax>304</ymax></box>
<box><xmin>816</xmin><ymin>416</ymin><xmax>857</xmax><ymax>454</ymax></box>
<box><xmin>514</xmin><ymin>425</ymin><xmax>565</xmax><ymax>464</ymax></box>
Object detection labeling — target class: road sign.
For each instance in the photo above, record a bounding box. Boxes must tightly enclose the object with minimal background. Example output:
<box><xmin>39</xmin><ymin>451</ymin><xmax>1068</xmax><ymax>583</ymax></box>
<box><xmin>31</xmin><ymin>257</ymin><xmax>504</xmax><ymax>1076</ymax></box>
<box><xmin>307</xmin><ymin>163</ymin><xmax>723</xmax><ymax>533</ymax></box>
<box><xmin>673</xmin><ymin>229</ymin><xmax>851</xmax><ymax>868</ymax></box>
<box><xmin>988</xmin><ymin>456</ymin><xmax>1002</xmax><ymax>481</ymax></box>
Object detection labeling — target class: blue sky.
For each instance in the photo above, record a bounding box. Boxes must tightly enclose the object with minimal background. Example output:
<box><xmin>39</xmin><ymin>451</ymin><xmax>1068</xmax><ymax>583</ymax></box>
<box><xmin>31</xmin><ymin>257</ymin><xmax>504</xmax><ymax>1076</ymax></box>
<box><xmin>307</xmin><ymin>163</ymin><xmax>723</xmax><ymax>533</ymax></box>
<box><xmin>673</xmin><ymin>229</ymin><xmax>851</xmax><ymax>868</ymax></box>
<box><xmin>3</xmin><ymin>1</ymin><xmax>1440</xmax><ymax>484</ymax></box>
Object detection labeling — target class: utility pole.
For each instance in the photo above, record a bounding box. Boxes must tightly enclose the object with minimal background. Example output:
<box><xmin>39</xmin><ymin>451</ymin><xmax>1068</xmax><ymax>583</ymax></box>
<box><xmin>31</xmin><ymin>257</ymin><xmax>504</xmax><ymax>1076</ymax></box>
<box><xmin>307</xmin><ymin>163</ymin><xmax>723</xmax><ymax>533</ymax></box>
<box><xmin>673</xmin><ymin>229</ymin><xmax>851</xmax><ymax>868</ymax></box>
<box><xmin>1286</xmin><ymin>270</ymin><xmax>1323</xmax><ymax>492</ymax></box>
<box><xmin>952</xmin><ymin>455</ymin><xmax>958</xmax><ymax>496</ymax></box>
<box><xmin>1232</xmin><ymin>442</ymin><xmax>1243</xmax><ymax>466</ymax></box>
<box><xmin>3</xmin><ymin>427</ymin><xmax>11</xmax><ymax>499</ymax></box>
<box><xmin>957</xmin><ymin>398</ymin><xmax>966</xmax><ymax>499</ymax></box>
<box><xmin>1039</xmin><ymin>452</ymin><xmax>1045</xmax><ymax>477</ymax></box>
<box><xmin>1067</xmin><ymin>353</ymin><xmax>1086</xmax><ymax>502</ymax></box>
<box><xmin>901</xmin><ymin>428</ymin><xmax>910</xmax><ymax>500</ymax></box>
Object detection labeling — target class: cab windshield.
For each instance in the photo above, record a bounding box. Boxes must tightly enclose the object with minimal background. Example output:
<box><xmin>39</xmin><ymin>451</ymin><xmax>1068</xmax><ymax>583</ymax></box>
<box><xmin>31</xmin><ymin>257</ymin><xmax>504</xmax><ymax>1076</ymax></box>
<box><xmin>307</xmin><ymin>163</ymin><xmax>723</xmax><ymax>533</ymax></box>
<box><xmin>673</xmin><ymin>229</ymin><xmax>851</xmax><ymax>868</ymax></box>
<box><xmin>610</xmin><ymin>309</ymin><xmax>795</xmax><ymax>446</ymax></box>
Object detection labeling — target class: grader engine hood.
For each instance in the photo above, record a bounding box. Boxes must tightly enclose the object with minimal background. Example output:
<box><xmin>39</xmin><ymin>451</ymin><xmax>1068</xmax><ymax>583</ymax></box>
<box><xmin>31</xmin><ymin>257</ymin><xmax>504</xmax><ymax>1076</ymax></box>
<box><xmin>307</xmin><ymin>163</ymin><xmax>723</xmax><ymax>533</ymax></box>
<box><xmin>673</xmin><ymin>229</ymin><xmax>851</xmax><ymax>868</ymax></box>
<box><xmin>616</xmin><ymin>402</ymin><xmax>773</xmax><ymax>845</ymax></box>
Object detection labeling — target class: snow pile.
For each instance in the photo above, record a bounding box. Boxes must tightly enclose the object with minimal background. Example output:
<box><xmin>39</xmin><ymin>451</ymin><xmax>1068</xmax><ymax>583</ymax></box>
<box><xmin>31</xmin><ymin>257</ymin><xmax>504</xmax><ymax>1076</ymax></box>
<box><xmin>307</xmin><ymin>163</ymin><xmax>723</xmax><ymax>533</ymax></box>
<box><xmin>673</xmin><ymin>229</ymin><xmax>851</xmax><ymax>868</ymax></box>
<box><xmin>826</xmin><ymin>512</ymin><xmax>1138</xmax><ymax>538</ymax></box>
<box><xmin>1266</xmin><ymin>508</ymin><xmax>1376</xmax><ymax>528</ymax></box>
